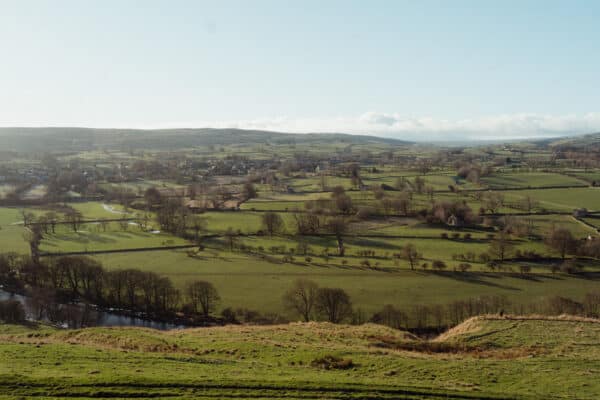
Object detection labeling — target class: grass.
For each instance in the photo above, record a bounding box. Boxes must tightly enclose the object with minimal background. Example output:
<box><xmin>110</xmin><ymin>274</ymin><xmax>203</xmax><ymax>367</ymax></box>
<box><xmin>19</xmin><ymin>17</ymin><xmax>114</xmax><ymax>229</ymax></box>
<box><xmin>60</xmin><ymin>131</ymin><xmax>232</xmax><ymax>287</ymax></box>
<box><xmin>70</xmin><ymin>201</ymin><xmax>132</xmax><ymax>219</ymax></box>
<box><xmin>503</xmin><ymin>187</ymin><xmax>600</xmax><ymax>212</ymax></box>
<box><xmin>0</xmin><ymin>207</ymin><xmax>29</xmax><ymax>253</ymax></box>
<box><xmin>0</xmin><ymin>184</ymin><xmax>15</xmax><ymax>199</ymax></box>
<box><xmin>93</xmin><ymin>247</ymin><xmax>600</xmax><ymax>316</ymax></box>
<box><xmin>40</xmin><ymin>222</ymin><xmax>189</xmax><ymax>253</ymax></box>
<box><xmin>481</xmin><ymin>172</ymin><xmax>588</xmax><ymax>189</ymax></box>
<box><xmin>1</xmin><ymin>317</ymin><xmax>600</xmax><ymax>398</ymax></box>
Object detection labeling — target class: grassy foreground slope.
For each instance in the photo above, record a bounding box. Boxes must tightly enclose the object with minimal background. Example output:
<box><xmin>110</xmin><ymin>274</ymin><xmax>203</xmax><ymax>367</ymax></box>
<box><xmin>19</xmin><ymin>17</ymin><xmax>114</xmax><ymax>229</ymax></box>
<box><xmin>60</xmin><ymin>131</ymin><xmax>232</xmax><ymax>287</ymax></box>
<box><xmin>1</xmin><ymin>317</ymin><xmax>600</xmax><ymax>399</ymax></box>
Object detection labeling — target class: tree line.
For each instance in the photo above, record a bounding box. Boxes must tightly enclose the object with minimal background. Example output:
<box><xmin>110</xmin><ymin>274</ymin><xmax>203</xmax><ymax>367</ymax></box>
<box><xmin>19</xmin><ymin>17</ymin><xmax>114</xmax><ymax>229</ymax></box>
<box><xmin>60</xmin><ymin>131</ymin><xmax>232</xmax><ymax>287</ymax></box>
<box><xmin>0</xmin><ymin>253</ymin><xmax>221</xmax><ymax>325</ymax></box>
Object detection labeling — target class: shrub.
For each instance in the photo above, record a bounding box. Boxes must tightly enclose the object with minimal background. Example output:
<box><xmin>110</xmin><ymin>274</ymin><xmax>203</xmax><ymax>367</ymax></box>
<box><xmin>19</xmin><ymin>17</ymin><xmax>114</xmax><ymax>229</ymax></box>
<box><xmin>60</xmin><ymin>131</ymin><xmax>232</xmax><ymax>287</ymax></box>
<box><xmin>432</xmin><ymin>260</ymin><xmax>447</xmax><ymax>270</ymax></box>
<box><xmin>311</xmin><ymin>355</ymin><xmax>354</xmax><ymax>370</ymax></box>
<box><xmin>458</xmin><ymin>263</ymin><xmax>471</xmax><ymax>272</ymax></box>
<box><xmin>479</xmin><ymin>253</ymin><xmax>491</xmax><ymax>263</ymax></box>
<box><xmin>519</xmin><ymin>265</ymin><xmax>531</xmax><ymax>274</ymax></box>
<box><xmin>0</xmin><ymin>300</ymin><xmax>26</xmax><ymax>323</ymax></box>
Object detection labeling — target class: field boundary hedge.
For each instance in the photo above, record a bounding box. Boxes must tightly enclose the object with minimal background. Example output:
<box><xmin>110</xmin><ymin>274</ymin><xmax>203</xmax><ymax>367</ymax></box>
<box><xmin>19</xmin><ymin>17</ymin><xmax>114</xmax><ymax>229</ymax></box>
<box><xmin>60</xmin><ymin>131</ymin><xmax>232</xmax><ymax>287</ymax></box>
<box><xmin>39</xmin><ymin>244</ymin><xmax>197</xmax><ymax>257</ymax></box>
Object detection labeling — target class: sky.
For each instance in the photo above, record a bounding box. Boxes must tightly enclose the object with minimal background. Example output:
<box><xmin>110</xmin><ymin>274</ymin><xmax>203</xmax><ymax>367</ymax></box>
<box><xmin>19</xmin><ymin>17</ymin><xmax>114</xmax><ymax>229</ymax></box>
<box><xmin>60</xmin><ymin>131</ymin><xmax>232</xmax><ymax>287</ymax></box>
<box><xmin>1</xmin><ymin>0</ymin><xmax>600</xmax><ymax>141</ymax></box>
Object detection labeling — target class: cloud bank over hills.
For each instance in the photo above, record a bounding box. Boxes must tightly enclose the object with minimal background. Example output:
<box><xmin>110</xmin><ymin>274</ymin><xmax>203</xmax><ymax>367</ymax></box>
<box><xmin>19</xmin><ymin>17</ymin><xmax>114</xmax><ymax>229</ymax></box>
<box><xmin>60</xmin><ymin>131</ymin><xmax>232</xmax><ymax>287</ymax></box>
<box><xmin>3</xmin><ymin>112</ymin><xmax>600</xmax><ymax>142</ymax></box>
<box><xmin>174</xmin><ymin>112</ymin><xmax>600</xmax><ymax>141</ymax></box>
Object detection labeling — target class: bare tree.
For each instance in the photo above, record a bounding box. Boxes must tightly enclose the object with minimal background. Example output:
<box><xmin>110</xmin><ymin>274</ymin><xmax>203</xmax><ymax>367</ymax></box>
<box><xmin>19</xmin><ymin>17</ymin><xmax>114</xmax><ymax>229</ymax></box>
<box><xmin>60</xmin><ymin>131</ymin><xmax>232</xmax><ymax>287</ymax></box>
<box><xmin>401</xmin><ymin>243</ymin><xmax>421</xmax><ymax>270</ymax></box>
<box><xmin>190</xmin><ymin>215</ymin><xmax>207</xmax><ymax>246</ymax></box>
<box><xmin>326</xmin><ymin>217</ymin><xmax>348</xmax><ymax>256</ymax></box>
<box><xmin>186</xmin><ymin>280</ymin><xmax>220</xmax><ymax>317</ymax></box>
<box><xmin>242</xmin><ymin>182</ymin><xmax>257</xmax><ymax>200</ymax></box>
<box><xmin>262</xmin><ymin>212</ymin><xmax>284</xmax><ymax>236</ymax></box>
<box><xmin>316</xmin><ymin>287</ymin><xmax>352</xmax><ymax>323</ymax></box>
<box><xmin>224</xmin><ymin>227</ymin><xmax>238</xmax><ymax>251</ymax></box>
<box><xmin>282</xmin><ymin>279</ymin><xmax>319</xmax><ymax>322</ymax></box>
<box><xmin>293</xmin><ymin>212</ymin><xmax>320</xmax><ymax>235</ymax></box>
<box><xmin>488</xmin><ymin>231</ymin><xmax>514</xmax><ymax>262</ymax></box>
<box><xmin>545</xmin><ymin>227</ymin><xmax>576</xmax><ymax>260</ymax></box>
<box><xmin>23</xmin><ymin>224</ymin><xmax>43</xmax><ymax>264</ymax></box>
<box><xmin>413</xmin><ymin>176</ymin><xmax>425</xmax><ymax>193</ymax></box>
<box><xmin>65</xmin><ymin>210</ymin><xmax>83</xmax><ymax>232</ymax></box>
<box><xmin>99</xmin><ymin>218</ymin><xmax>109</xmax><ymax>232</ymax></box>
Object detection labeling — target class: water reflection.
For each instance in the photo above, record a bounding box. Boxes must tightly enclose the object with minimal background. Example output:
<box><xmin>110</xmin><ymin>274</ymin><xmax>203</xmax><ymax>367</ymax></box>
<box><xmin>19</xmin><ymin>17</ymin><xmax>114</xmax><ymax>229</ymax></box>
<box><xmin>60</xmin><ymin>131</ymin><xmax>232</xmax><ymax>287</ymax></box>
<box><xmin>0</xmin><ymin>289</ymin><xmax>180</xmax><ymax>330</ymax></box>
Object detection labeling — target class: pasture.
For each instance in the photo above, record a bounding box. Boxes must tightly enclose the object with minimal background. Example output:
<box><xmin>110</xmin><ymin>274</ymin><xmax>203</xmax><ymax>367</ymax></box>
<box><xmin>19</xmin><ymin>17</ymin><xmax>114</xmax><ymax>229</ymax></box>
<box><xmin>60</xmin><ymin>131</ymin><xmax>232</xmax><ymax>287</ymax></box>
<box><xmin>93</xmin><ymin>246</ymin><xmax>600</xmax><ymax>317</ymax></box>
<box><xmin>1</xmin><ymin>316</ymin><xmax>599</xmax><ymax>399</ymax></box>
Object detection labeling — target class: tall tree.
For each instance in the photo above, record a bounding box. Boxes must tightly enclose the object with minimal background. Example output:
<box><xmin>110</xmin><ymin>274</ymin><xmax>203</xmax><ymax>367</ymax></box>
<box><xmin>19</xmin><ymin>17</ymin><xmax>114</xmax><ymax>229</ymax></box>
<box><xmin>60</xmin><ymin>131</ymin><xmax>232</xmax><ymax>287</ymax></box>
<box><xmin>326</xmin><ymin>217</ymin><xmax>348</xmax><ymax>256</ymax></box>
<box><xmin>316</xmin><ymin>287</ymin><xmax>352</xmax><ymax>323</ymax></box>
<box><xmin>401</xmin><ymin>243</ymin><xmax>421</xmax><ymax>270</ymax></box>
<box><xmin>545</xmin><ymin>228</ymin><xmax>576</xmax><ymax>260</ymax></box>
<box><xmin>488</xmin><ymin>231</ymin><xmax>514</xmax><ymax>262</ymax></box>
<box><xmin>186</xmin><ymin>280</ymin><xmax>220</xmax><ymax>317</ymax></box>
<box><xmin>282</xmin><ymin>279</ymin><xmax>319</xmax><ymax>322</ymax></box>
<box><xmin>262</xmin><ymin>212</ymin><xmax>284</xmax><ymax>236</ymax></box>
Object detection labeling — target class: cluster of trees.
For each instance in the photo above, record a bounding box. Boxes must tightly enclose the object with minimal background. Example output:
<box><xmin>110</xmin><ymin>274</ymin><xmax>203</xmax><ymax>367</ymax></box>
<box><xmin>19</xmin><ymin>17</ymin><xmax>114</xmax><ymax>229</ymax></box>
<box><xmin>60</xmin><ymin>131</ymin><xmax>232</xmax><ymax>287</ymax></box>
<box><xmin>486</xmin><ymin>226</ymin><xmax>599</xmax><ymax>264</ymax></box>
<box><xmin>370</xmin><ymin>295</ymin><xmax>510</xmax><ymax>331</ymax></box>
<box><xmin>0</xmin><ymin>299</ymin><xmax>26</xmax><ymax>323</ymax></box>
<box><xmin>0</xmin><ymin>253</ymin><xmax>221</xmax><ymax>323</ymax></box>
<box><xmin>282</xmin><ymin>279</ymin><xmax>352</xmax><ymax>323</ymax></box>
<box><xmin>425</xmin><ymin>200</ymin><xmax>478</xmax><ymax>225</ymax></box>
<box><xmin>455</xmin><ymin>162</ymin><xmax>492</xmax><ymax>184</ymax></box>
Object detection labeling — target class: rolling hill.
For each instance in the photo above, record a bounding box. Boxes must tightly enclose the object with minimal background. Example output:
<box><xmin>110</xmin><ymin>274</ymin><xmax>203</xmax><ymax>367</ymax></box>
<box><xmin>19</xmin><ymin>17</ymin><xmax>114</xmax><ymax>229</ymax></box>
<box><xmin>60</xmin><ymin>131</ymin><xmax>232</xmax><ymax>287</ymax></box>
<box><xmin>0</xmin><ymin>127</ymin><xmax>412</xmax><ymax>152</ymax></box>
<box><xmin>1</xmin><ymin>316</ymin><xmax>599</xmax><ymax>399</ymax></box>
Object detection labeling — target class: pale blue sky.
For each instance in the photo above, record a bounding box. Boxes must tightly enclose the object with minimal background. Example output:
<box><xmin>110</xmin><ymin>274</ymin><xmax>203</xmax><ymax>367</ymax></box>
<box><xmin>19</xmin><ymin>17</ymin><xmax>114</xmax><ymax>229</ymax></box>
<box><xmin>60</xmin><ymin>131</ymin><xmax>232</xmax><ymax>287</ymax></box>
<box><xmin>1</xmin><ymin>0</ymin><xmax>600</xmax><ymax>139</ymax></box>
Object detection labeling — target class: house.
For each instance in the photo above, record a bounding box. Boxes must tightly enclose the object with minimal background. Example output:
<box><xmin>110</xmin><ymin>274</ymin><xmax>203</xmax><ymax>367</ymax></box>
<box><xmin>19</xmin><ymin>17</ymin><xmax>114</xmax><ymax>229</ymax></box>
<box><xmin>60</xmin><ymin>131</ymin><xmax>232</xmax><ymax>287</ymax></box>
<box><xmin>185</xmin><ymin>199</ymin><xmax>207</xmax><ymax>211</ymax></box>
<box><xmin>446</xmin><ymin>214</ymin><xmax>463</xmax><ymax>227</ymax></box>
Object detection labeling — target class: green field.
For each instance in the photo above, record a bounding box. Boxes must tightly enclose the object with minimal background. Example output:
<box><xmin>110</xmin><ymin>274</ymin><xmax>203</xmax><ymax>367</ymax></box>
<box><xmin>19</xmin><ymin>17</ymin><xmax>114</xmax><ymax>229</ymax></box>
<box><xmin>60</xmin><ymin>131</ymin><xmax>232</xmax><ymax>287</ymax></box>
<box><xmin>503</xmin><ymin>187</ymin><xmax>600</xmax><ymax>212</ymax></box>
<box><xmin>2</xmin><ymin>316</ymin><xmax>599</xmax><ymax>399</ymax></box>
<box><xmin>481</xmin><ymin>172</ymin><xmax>588</xmax><ymax>189</ymax></box>
<box><xmin>0</xmin><ymin>208</ymin><xmax>29</xmax><ymax>253</ymax></box>
<box><xmin>40</xmin><ymin>223</ymin><xmax>189</xmax><ymax>253</ymax></box>
<box><xmin>93</xmin><ymin>247</ymin><xmax>600</xmax><ymax>316</ymax></box>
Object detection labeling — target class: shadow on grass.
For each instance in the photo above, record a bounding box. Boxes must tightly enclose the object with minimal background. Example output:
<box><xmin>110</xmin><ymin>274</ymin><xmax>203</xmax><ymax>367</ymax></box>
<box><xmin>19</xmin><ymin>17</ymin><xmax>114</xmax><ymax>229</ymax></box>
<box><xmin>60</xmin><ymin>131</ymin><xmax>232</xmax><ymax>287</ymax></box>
<box><xmin>429</xmin><ymin>271</ymin><xmax>521</xmax><ymax>291</ymax></box>
<box><xmin>346</xmin><ymin>237</ymin><xmax>402</xmax><ymax>250</ymax></box>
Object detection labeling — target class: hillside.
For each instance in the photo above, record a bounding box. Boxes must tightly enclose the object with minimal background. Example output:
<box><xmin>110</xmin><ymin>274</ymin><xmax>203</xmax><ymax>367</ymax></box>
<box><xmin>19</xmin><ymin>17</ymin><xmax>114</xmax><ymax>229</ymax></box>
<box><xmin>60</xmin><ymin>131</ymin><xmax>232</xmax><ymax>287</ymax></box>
<box><xmin>545</xmin><ymin>132</ymin><xmax>600</xmax><ymax>148</ymax></box>
<box><xmin>0</xmin><ymin>127</ymin><xmax>412</xmax><ymax>152</ymax></box>
<box><xmin>1</xmin><ymin>317</ymin><xmax>599</xmax><ymax>399</ymax></box>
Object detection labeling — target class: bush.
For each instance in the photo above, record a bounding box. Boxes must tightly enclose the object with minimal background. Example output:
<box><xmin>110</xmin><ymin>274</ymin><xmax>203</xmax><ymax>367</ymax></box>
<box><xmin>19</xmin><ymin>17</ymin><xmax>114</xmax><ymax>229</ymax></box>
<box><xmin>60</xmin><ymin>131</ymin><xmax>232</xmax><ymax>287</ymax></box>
<box><xmin>478</xmin><ymin>253</ymin><xmax>491</xmax><ymax>263</ymax></box>
<box><xmin>560</xmin><ymin>260</ymin><xmax>582</xmax><ymax>274</ymax></box>
<box><xmin>458</xmin><ymin>263</ymin><xmax>471</xmax><ymax>272</ymax></box>
<box><xmin>0</xmin><ymin>300</ymin><xmax>26</xmax><ymax>323</ymax></box>
<box><xmin>311</xmin><ymin>355</ymin><xmax>354</xmax><ymax>370</ymax></box>
<box><xmin>519</xmin><ymin>265</ymin><xmax>531</xmax><ymax>274</ymax></box>
<box><xmin>432</xmin><ymin>260</ymin><xmax>447</xmax><ymax>270</ymax></box>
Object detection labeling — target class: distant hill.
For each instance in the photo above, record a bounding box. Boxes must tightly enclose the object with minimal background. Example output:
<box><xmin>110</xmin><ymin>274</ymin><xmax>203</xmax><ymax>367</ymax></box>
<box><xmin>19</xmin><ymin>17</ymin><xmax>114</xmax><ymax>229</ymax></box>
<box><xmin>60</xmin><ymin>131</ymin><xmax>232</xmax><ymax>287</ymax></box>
<box><xmin>543</xmin><ymin>132</ymin><xmax>600</xmax><ymax>148</ymax></box>
<box><xmin>0</xmin><ymin>127</ymin><xmax>412</xmax><ymax>152</ymax></box>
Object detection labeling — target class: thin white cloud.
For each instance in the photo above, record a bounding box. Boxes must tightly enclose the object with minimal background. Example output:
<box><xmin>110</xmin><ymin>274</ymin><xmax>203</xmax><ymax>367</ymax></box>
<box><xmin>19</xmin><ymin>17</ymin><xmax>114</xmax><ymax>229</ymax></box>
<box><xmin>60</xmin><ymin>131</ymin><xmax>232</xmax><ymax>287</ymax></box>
<box><xmin>154</xmin><ymin>112</ymin><xmax>600</xmax><ymax>141</ymax></box>
<box><xmin>5</xmin><ymin>112</ymin><xmax>600</xmax><ymax>141</ymax></box>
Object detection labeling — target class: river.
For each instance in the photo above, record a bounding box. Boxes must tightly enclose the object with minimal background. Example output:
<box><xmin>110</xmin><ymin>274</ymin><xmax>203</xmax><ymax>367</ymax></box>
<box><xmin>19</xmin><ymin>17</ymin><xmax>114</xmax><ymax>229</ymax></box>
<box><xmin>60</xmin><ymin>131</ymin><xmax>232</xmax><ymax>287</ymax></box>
<box><xmin>0</xmin><ymin>289</ymin><xmax>182</xmax><ymax>330</ymax></box>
